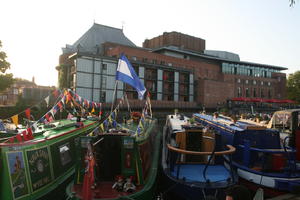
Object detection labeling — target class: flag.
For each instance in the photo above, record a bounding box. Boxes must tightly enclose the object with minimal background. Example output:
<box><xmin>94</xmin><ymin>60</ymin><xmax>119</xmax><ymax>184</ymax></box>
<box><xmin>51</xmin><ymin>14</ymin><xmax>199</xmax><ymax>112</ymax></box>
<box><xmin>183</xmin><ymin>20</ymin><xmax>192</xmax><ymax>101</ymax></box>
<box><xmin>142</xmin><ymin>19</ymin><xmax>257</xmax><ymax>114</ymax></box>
<box><xmin>22</xmin><ymin>130</ymin><xmax>29</xmax><ymax>141</ymax></box>
<box><xmin>44</xmin><ymin>96</ymin><xmax>50</xmax><ymax>107</ymax></box>
<box><xmin>53</xmin><ymin>89</ymin><xmax>59</xmax><ymax>98</ymax></box>
<box><xmin>11</xmin><ymin>115</ymin><xmax>18</xmax><ymax>127</ymax></box>
<box><xmin>116</xmin><ymin>54</ymin><xmax>146</xmax><ymax>100</ymax></box>
<box><xmin>16</xmin><ymin>133</ymin><xmax>22</xmax><ymax>142</ymax></box>
<box><xmin>45</xmin><ymin>113</ymin><xmax>50</xmax><ymax>122</ymax></box>
<box><xmin>112</xmin><ymin>120</ymin><xmax>117</xmax><ymax>128</ymax></box>
<box><xmin>103</xmin><ymin>119</ymin><xmax>108</xmax><ymax>131</ymax></box>
<box><xmin>0</xmin><ymin>121</ymin><xmax>5</xmax><ymax>131</ymax></box>
<box><xmin>25</xmin><ymin>108</ymin><xmax>31</xmax><ymax>120</ymax></box>
<box><xmin>99</xmin><ymin>123</ymin><xmax>104</xmax><ymax>132</ymax></box>
<box><xmin>27</xmin><ymin>127</ymin><xmax>34</xmax><ymax>140</ymax></box>
<box><xmin>9</xmin><ymin>137</ymin><xmax>15</xmax><ymax>143</ymax></box>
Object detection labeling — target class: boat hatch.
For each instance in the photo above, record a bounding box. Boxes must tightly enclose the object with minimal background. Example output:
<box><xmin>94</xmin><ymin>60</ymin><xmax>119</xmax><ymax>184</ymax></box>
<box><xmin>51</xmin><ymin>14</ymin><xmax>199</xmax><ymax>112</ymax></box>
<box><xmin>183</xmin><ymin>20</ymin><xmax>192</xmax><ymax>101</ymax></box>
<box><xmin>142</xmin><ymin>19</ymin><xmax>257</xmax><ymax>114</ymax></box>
<box><xmin>94</xmin><ymin>135</ymin><xmax>122</xmax><ymax>181</ymax></box>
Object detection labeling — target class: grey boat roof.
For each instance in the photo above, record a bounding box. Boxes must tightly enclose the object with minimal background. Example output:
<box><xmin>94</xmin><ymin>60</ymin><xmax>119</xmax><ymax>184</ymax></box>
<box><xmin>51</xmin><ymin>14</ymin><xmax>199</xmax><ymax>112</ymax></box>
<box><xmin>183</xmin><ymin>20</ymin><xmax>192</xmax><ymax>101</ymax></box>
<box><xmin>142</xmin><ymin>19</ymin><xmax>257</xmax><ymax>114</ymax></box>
<box><xmin>63</xmin><ymin>23</ymin><xmax>136</xmax><ymax>54</ymax></box>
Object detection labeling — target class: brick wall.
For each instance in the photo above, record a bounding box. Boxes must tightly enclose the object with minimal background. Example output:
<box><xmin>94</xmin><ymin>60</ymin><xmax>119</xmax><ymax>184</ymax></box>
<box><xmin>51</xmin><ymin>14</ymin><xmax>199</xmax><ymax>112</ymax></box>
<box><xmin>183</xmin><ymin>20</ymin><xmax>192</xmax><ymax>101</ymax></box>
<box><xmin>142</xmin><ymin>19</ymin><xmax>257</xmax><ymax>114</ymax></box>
<box><xmin>143</xmin><ymin>32</ymin><xmax>205</xmax><ymax>53</ymax></box>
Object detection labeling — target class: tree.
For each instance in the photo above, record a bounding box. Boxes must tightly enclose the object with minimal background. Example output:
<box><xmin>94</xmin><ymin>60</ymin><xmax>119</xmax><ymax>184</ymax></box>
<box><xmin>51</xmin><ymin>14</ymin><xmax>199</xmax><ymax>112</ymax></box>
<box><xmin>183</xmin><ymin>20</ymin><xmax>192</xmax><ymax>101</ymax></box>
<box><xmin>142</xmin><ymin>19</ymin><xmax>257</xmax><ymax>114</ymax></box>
<box><xmin>0</xmin><ymin>40</ymin><xmax>14</xmax><ymax>92</ymax></box>
<box><xmin>290</xmin><ymin>0</ymin><xmax>297</xmax><ymax>6</ymax></box>
<box><xmin>286</xmin><ymin>70</ymin><xmax>300</xmax><ymax>103</ymax></box>
<box><xmin>56</xmin><ymin>64</ymin><xmax>71</xmax><ymax>89</ymax></box>
<box><xmin>0</xmin><ymin>73</ymin><xmax>14</xmax><ymax>91</ymax></box>
<box><xmin>0</xmin><ymin>40</ymin><xmax>10</xmax><ymax>73</ymax></box>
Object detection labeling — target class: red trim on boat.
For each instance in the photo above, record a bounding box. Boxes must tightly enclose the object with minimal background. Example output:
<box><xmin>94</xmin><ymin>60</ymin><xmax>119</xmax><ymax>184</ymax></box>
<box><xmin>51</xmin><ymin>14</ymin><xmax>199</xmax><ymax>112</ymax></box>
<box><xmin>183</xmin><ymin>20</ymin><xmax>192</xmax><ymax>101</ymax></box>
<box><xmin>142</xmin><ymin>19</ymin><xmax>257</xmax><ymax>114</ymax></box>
<box><xmin>0</xmin><ymin>121</ymin><xmax>97</xmax><ymax>147</ymax></box>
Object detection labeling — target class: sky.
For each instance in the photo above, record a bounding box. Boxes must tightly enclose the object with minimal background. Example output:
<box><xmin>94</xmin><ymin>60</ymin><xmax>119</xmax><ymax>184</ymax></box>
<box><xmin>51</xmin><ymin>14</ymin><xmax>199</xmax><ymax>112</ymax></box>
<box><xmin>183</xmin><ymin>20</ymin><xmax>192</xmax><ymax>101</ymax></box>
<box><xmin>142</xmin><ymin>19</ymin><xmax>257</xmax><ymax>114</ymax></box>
<box><xmin>0</xmin><ymin>0</ymin><xmax>299</xmax><ymax>87</ymax></box>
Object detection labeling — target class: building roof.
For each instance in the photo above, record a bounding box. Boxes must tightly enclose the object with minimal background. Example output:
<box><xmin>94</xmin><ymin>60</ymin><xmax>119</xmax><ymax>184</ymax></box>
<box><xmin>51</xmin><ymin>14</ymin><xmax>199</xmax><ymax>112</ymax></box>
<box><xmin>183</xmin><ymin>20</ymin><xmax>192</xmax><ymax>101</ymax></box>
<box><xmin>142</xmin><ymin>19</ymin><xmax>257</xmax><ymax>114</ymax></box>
<box><xmin>63</xmin><ymin>23</ymin><xmax>136</xmax><ymax>54</ymax></box>
<box><xmin>152</xmin><ymin>46</ymin><xmax>288</xmax><ymax>71</ymax></box>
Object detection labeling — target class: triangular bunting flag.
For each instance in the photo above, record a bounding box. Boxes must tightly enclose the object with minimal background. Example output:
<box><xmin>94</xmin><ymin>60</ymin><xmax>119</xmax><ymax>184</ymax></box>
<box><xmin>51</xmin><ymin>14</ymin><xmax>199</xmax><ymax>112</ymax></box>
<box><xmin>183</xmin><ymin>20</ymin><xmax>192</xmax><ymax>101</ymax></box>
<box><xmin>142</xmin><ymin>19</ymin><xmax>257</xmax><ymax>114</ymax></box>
<box><xmin>9</xmin><ymin>137</ymin><xmax>15</xmax><ymax>143</ymax></box>
<box><xmin>11</xmin><ymin>115</ymin><xmax>18</xmax><ymax>127</ymax></box>
<box><xmin>25</xmin><ymin>108</ymin><xmax>31</xmax><ymax>120</ymax></box>
<box><xmin>27</xmin><ymin>128</ymin><xmax>34</xmax><ymax>140</ymax></box>
<box><xmin>16</xmin><ymin>133</ymin><xmax>22</xmax><ymax>142</ymax></box>
<box><xmin>22</xmin><ymin>130</ymin><xmax>29</xmax><ymax>141</ymax></box>
<box><xmin>99</xmin><ymin>123</ymin><xmax>104</xmax><ymax>132</ymax></box>
<box><xmin>108</xmin><ymin>115</ymin><xmax>112</xmax><ymax>123</ymax></box>
<box><xmin>44</xmin><ymin>96</ymin><xmax>50</xmax><ymax>107</ymax></box>
<box><xmin>53</xmin><ymin>89</ymin><xmax>59</xmax><ymax>98</ymax></box>
<box><xmin>45</xmin><ymin>113</ymin><xmax>50</xmax><ymax>122</ymax></box>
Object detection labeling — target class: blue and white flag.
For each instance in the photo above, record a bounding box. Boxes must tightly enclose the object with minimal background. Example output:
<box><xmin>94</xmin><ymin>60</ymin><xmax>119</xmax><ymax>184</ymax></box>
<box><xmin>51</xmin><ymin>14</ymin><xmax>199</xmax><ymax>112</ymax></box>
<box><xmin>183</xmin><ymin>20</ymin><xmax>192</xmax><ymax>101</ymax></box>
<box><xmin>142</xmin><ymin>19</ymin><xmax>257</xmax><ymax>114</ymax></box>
<box><xmin>116</xmin><ymin>54</ymin><xmax>146</xmax><ymax>100</ymax></box>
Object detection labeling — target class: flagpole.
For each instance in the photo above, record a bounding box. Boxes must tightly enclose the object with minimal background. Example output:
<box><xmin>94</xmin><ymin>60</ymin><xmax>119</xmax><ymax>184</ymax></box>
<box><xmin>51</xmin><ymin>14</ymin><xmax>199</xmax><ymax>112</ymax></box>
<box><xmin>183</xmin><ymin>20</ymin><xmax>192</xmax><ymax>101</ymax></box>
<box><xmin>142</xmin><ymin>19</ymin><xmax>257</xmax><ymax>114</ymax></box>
<box><xmin>110</xmin><ymin>81</ymin><xmax>118</xmax><ymax>114</ymax></box>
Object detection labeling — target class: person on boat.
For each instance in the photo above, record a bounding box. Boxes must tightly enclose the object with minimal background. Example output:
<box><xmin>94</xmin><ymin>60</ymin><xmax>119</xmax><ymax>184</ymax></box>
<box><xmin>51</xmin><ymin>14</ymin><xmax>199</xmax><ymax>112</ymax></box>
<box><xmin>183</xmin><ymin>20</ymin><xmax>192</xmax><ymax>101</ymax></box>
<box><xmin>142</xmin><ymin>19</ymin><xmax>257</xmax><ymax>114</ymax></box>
<box><xmin>112</xmin><ymin>175</ymin><xmax>124</xmax><ymax>192</ymax></box>
<box><xmin>76</xmin><ymin>115</ymin><xmax>84</xmax><ymax>128</ymax></box>
<box><xmin>225</xmin><ymin>185</ymin><xmax>251</xmax><ymax>200</ymax></box>
<box><xmin>82</xmin><ymin>144</ymin><xmax>96</xmax><ymax>200</ymax></box>
<box><xmin>123</xmin><ymin>176</ymin><xmax>136</xmax><ymax>193</ymax></box>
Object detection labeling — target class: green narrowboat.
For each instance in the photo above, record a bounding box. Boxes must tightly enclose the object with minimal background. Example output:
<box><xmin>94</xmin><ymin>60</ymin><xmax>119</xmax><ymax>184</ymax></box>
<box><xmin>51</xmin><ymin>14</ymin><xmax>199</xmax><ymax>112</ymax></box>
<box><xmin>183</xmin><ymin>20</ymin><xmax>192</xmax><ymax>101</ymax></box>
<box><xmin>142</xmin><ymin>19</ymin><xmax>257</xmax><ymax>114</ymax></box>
<box><xmin>66</xmin><ymin>115</ymin><xmax>161</xmax><ymax>200</ymax></box>
<box><xmin>0</xmin><ymin>117</ymin><xmax>100</xmax><ymax>200</ymax></box>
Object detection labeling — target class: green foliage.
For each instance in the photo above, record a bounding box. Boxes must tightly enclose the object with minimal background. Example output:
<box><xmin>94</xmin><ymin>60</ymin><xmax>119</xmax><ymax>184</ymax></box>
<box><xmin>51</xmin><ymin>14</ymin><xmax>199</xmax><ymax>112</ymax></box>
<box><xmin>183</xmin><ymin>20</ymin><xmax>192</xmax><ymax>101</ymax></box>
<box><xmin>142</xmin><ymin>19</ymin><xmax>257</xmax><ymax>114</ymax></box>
<box><xmin>57</xmin><ymin>64</ymin><xmax>69</xmax><ymax>89</ymax></box>
<box><xmin>290</xmin><ymin>0</ymin><xmax>296</xmax><ymax>7</ymax></box>
<box><xmin>0</xmin><ymin>40</ymin><xmax>11</xmax><ymax>73</ymax></box>
<box><xmin>0</xmin><ymin>73</ymin><xmax>14</xmax><ymax>92</ymax></box>
<box><xmin>287</xmin><ymin>70</ymin><xmax>300</xmax><ymax>103</ymax></box>
<box><xmin>0</xmin><ymin>40</ymin><xmax>14</xmax><ymax>92</ymax></box>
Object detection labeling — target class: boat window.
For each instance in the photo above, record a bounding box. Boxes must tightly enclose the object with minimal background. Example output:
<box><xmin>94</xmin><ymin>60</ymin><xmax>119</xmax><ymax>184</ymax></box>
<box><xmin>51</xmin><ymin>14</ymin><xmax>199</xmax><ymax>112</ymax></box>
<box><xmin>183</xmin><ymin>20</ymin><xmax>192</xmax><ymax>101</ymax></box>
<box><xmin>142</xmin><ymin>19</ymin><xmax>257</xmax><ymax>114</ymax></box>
<box><xmin>59</xmin><ymin>143</ymin><xmax>72</xmax><ymax>166</ymax></box>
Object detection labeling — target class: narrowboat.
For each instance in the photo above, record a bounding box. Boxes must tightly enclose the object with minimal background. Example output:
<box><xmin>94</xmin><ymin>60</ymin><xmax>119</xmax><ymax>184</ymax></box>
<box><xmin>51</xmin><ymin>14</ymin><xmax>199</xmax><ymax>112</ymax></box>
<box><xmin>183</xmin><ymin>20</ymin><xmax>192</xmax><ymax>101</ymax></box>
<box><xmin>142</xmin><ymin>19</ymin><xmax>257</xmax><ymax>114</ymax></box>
<box><xmin>0</xmin><ymin>117</ymin><xmax>100</xmax><ymax>200</ymax></box>
<box><xmin>161</xmin><ymin>114</ymin><xmax>237</xmax><ymax>200</ymax></box>
<box><xmin>66</xmin><ymin>113</ymin><xmax>161</xmax><ymax>200</ymax></box>
<box><xmin>194</xmin><ymin>112</ymin><xmax>300</xmax><ymax>197</ymax></box>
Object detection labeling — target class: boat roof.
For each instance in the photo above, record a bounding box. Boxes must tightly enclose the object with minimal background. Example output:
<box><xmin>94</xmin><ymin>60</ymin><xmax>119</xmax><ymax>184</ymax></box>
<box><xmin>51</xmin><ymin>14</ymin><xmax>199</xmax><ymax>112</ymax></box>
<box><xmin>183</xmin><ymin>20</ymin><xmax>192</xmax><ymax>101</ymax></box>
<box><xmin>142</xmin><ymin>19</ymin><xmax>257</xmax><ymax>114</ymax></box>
<box><xmin>194</xmin><ymin>113</ymin><xmax>267</xmax><ymax>132</ymax></box>
<box><xmin>272</xmin><ymin>109</ymin><xmax>300</xmax><ymax>115</ymax></box>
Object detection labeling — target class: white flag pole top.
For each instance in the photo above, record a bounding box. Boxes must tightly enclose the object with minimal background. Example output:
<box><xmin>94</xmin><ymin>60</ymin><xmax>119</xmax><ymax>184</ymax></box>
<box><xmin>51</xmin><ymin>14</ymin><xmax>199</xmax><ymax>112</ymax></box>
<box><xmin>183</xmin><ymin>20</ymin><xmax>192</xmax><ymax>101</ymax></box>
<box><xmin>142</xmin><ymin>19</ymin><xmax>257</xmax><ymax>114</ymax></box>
<box><xmin>116</xmin><ymin>54</ymin><xmax>146</xmax><ymax>100</ymax></box>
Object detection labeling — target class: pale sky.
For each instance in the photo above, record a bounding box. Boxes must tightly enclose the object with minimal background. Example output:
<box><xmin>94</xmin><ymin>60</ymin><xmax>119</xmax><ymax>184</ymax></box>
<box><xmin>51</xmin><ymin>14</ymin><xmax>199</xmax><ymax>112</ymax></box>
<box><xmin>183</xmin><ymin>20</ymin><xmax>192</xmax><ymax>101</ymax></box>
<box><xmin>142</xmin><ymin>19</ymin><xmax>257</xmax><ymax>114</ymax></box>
<box><xmin>1</xmin><ymin>0</ymin><xmax>299</xmax><ymax>87</ymax></box>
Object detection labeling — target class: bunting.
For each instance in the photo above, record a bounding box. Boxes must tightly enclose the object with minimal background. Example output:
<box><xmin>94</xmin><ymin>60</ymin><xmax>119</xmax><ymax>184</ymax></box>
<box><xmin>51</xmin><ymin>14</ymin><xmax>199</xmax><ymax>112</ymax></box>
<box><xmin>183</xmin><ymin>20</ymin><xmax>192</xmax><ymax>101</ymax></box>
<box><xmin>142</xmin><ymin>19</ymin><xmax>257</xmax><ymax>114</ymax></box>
<box><xmin>53</xmin><ymin>89</ymin><xmax>59</xmax><ymax>98</ymax></box>
<box><xmin>25</xmin><ymin>108</ymin><xmax>31</xmax><ymax>120</ymax></box>
<box><xmin>11</xmin><ymin>115</ymin><xmax>18</xmax><ymax>127</ymax></box>
<box><xmin>99</xmin><ymin>123</ymin><xmax>104</xmax><ymax>132</ymax></box>
<box><xmin>27</xmin><ymin>128</ymin><xmax>34</xmax><ymax>140</ymax></box>
<box><xmin>15</xmin><ymin>134</ymin><xmax>22</xmax><ymax>142</ymax></box>
<box><xmin>22</xmin><ymin>130</ymin><xmax>29</xmax><ymax>141</ymax></box>
<box><xmin>44</xmin><ymin>96</ymin><xmax>50</xmax><ymax>107</ymax></box>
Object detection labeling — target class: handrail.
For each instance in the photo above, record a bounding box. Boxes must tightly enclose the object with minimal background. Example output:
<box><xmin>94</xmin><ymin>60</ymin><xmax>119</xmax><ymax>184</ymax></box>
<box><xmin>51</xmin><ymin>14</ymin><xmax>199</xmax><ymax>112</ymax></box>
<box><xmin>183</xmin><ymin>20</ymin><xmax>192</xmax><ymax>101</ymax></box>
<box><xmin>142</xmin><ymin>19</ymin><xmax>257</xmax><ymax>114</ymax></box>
<box><xmin>238</xmin><ymin>144</ymin><xmax>296</xmax><ymax>153</ymax></box>
<box><xmin>167</xmin><ymin>144</ymin><xmax>236</xmax><ymax>155</ymax></box>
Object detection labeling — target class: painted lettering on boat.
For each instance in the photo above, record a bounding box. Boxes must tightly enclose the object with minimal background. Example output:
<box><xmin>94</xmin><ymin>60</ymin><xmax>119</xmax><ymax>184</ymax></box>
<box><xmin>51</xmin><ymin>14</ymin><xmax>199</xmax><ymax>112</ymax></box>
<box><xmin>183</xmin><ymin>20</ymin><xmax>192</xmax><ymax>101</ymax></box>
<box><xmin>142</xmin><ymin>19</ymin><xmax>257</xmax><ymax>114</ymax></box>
<box><xmin>26</xmin><ymin>147</ymin><xmax>52</xmax><ymax>191</ymax></box>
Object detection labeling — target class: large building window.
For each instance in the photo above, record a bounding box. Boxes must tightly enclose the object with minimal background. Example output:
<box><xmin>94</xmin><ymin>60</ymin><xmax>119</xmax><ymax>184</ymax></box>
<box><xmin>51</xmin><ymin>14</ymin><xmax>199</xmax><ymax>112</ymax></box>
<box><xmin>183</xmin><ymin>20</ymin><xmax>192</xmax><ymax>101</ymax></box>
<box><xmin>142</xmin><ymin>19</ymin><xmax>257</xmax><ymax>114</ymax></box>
<box><xmin>221</xmin><ymin>62</ymin><xmax>275</xmax><ymax>78</ymax></box>
<box><xmin>100</xmin><ymin>91</ymin><xmax>106</xmax><ymax>102</ymax></box>
<box><xmin>245</xmin><ymin>88</ymin><xmax>250</xmax><ymax>97</ymax></box>
<box><xmin>268</xmin><ymin>89</ymin><xmax>272</xmax><ymax>98</ymax></box>
<box><xmin>253</xmin><ymin>88</ymin><xmax>257</xmax><ymax>98</ymax></box>
<box><xmin>237</xmin><ymin>87</ymin><xmax>241</xmax><ymax>97</ymax></box>
<box><xmin>260</xmin><ymin>89</ymin><xmax>264</xmax><ymax>98</ymax></box>
<box><xmin>101</xmin><ymin>64</ymin><xmax>107</xmax><ymax>74</ymax></box>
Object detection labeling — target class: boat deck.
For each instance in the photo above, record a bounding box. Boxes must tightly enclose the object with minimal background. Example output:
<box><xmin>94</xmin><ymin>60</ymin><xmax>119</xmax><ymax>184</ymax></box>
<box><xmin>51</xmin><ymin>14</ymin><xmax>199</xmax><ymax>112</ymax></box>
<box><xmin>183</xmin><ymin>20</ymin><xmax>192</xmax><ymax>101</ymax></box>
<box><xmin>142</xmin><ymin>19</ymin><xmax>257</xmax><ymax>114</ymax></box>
<box><xmin>72</xmin><ymin>181</ymin><xmax>143</xmax><ymax>199</ymax></box>
<box><xmin>170</xmin><ymin>164</ymin><xmax>231</xmax><ymax>183</ymax></box>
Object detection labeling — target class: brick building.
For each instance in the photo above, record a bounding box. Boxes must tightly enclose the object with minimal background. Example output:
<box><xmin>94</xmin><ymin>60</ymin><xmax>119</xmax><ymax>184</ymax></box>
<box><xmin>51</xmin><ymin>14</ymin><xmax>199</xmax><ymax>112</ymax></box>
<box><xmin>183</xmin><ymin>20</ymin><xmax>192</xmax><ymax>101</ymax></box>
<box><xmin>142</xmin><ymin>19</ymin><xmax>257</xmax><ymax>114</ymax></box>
<box><xmin>58</xmin><ymin>23</ymin><xmax>287</xmax><ymax>109</ymax></box>
<box><xmin>0</xmin><ymin>78</ymin><xmax>55</xmax><ymax>106</ymax></box>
